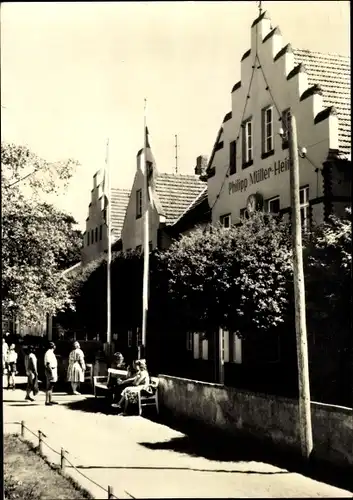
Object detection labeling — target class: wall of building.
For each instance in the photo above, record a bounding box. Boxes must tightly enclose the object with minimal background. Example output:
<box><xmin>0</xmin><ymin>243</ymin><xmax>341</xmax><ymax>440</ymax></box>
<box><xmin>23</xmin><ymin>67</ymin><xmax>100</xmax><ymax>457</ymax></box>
<box><xmin>158</xmin><ymin>374</ymin><xmax>353</xmax><ymax>468</ymax></box>
<box><xmin>121</xmin><ymin>152</ymin><xmax>162</xmax><ymax>251</ymax></box>
<box><xmin>207</xmin><ymin>13</ymin><xmax>340</xmax><ymax>227</ymax></box>
<box><xmin>81</xmin><ymin>170</ymin><xmax>108</xmax><ymax>264</ymax></box>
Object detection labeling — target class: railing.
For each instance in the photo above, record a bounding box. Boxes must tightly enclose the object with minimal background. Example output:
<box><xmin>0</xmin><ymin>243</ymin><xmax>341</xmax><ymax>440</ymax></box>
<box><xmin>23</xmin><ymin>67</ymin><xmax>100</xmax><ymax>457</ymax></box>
<box><xmin>4</xmin><ymin>421</ymin><xmax>135</xmax><ymax>499</ymax></box>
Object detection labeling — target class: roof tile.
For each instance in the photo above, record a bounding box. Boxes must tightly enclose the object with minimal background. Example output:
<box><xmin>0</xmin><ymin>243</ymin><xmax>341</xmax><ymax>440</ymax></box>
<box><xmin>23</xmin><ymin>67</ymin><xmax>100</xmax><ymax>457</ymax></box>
<box><xmin>293</xmin><ymin>49</ymin><xmax>351</xmax><ymax>156</ymax></box>
<box><xmin>154</xmin><ymin>173</ymin><xmax>206</xmax><ymax>225</ymax></box>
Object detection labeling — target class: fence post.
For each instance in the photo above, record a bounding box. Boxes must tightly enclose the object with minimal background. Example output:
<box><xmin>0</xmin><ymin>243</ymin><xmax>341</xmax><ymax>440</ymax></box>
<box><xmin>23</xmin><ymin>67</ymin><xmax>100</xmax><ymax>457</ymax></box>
<box><xmin>21</xmin><ymin>420</ymin><xmax>25</xmax><ymax>438</ymax></box>
<box><xmin>60</xmin><ymin>448</ymin><xmax>66</xmax><ymax>473</ymax></box>
<box><xmin>38</xmin><ymin>431</ymin><xmax>43</xmax><ymax>455</ymax></box>
<box><xmin>108</xmin><ymin>485</ymin><xmax>114</xmax><ymax>499</ymax></box>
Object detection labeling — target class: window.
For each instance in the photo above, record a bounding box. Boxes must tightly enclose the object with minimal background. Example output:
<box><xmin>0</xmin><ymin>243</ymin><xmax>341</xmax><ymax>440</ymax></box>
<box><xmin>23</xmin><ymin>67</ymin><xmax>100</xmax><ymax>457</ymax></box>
<box><xmin>136</xmin><ymin>189</ymin><xmax>142</xmax><ymax>218</ymax></box>
<box><xmin>87</xmin><ymin>232</ymin><xmax>90</xmax><ymax>246</ymax></box>
<box><xmin>186</xmin><ymin>332</ymin><xmax>193</xmax><ymax>351</ymax></box>
<box><xmin>300</xmin><ymin>186</ymin><xmax>310</xmax><ymax>231</ymax></box>
<box><xmin>220</xmin><ymin>329</ymin><xmax>243</xmax><ymax>364</ymax></box>
<box><xmin>220</xmin><ymin>214</ymin><xmax>231</xmax><ymax>229</ymax></box>
<box><xmin>127</xmin><ymin>330</ymin><xmax>132</xmax><ymax>347</ymax></box>
<box><xmin>281</xmin><ymin>108</ymin><xmax>290</xmax><ymax>149</ymax></box>
<box><xmin>91</xmin><ymin>229</ymin><xmax>94</xmax><ymax>244</ymax></box>
<box><xmin>95</xmin><ymin>227</ymin><xmax>98</xmax><ymax>242</ymax></box>
<box><xmin>267</xmin><ymin>196</ymin><xmax>280</xmax><ymax>214</ymax></box>
<box><xmin>242</xmin><ymin>119</ymin><xmax>253</xmax><ymax>166</ymax></box>
<box><xmin>262</xmin><ymin>106</ymin><xmax>274</xmax><ymax>156</ymax></box>
<box><xmin>99</xmin><ymin>225</ymin><xmax>103</xmax><ymax>241</ymax></box>
<box><xmin>229</xmin><ymin>140</ymin><xmax>237</xmax><ymax>175</ymax></box>
<box><xmin>240</xmin><ymin>208</ymin><xmax>249</xmax><ymax>220</ymax></box>
<box><xmin>192</xmin><ymin>332</ymin><xmax>208</xmax><ymax>360</ymax></box>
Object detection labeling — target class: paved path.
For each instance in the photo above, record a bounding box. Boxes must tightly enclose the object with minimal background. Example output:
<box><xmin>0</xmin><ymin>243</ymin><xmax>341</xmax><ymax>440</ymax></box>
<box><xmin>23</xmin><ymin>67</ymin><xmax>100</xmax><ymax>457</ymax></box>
<box><xmin>3</xmin><ymin>377</ymin><xmax>352</xmax><ymax>499</ymax></box>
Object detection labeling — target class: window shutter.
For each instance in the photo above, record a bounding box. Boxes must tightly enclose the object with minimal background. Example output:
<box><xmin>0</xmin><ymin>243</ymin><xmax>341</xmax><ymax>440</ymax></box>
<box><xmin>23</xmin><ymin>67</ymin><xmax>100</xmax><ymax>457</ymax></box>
<box><xmin>261</xmin><ymin>108</ymin><xmax>266</xmax><ymax>155</ymax></box>
<box><xmin>193</xmin><ymin>333</ymin><xmax>199</xmax><ymax>359</ymax></box>
<box><xmin>229</xmin><ymin>140</ymin><xmax>236</xmax><ymax>175</ymax></box>
<box><xmin>234</xmin><ymin>333</ymin><xmax>242</xmax><ymax>364</ymax></box>
<box><xmin>202</xmin><ymin>339</ymin><xmax>208</xmax><ymax>360</ymax></box>
<box><xmin>223</xmin><ymin>330</ymin><xmax>230</xmax><ymax>363</ymax></box>
<box><xmin>242</xmin><ymin>123</ymin><xmax>246</xmax><ymax>164</ymax></box>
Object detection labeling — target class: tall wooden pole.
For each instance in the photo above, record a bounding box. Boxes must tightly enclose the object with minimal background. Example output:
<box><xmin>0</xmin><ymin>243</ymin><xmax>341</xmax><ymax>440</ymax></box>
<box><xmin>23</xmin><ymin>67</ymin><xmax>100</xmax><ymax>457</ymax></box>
<box><xmin>288</xmin><ymin>111</ymin><xmax>313</xmax><ymax>459</ymax></box>
<box><xmin>141</xmin><ymin>99</ymin><xmax>149</xmax><ymax>359</ymax></box>
<box><xmin>106</xmin><ymin>138</ymin><xmax>112</xmax><ymax>347</ymax></box>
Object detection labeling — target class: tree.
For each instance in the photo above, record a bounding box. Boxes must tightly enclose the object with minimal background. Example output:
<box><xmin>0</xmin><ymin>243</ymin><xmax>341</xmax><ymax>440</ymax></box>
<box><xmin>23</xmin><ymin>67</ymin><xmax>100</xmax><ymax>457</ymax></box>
<box><xmin>154</xmin><ymin>213</ymin><xmax>293</xmax><ymax>338</ymax></box>
<box><xmin>1</xmin><ymin>142</ymin><xmax>81</xmax><ymax>325</ymax></box>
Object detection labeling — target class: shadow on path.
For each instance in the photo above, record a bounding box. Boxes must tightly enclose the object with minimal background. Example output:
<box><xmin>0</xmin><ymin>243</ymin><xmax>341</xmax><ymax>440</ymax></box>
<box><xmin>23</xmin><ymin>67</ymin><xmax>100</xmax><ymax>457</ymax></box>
<box><xmin>61</xmin><ymin>397</ymin><xmax>353</xmax><ymax>493</ymax></box>
<box><xmin>67</xmin><ymin>464</ymin><xmax>289</xmax><ymax>475</ymax></box>
<box><xmin>144</xmin><ymin>413</ymin><xmax>353</xmax><ymax>494</ymax></box>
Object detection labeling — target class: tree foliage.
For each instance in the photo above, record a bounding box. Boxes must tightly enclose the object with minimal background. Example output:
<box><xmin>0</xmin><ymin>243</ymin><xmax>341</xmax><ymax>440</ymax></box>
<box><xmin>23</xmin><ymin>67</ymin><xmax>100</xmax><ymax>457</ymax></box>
<box><xmin>157</xmin><ymin>213</ymin><xmax>293</xmax><ymax>337</ymax></box>
<box><xmin>1</xmin><ymin>142</ymin><xmax>82</xmax><ymax>325</ymax></box>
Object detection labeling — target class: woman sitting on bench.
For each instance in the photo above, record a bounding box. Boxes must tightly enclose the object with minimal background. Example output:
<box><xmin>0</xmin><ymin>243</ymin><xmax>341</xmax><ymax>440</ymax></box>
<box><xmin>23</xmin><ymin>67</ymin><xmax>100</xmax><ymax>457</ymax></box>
<box><xmin>114</xmin><ymin>359</ymin><xmax>150</xmax><ymax>414</ymax></box>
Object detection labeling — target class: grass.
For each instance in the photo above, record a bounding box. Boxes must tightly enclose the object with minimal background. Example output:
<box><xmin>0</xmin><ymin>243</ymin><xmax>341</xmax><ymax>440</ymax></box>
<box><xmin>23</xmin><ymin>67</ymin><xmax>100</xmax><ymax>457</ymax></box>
<box><xmin>4</xmin><ymin>434</ymin><xmax>93</xmax><ymax>500</ymax></box>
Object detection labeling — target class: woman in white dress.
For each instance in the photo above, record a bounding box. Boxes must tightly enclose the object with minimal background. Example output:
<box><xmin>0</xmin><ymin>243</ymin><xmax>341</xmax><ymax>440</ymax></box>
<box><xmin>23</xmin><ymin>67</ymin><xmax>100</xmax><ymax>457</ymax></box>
<box><xmin>115</xmin><ymin>359</ymin><xmax>150</xmax><ymax>414</ymax></box>
<box><xmin>67</xmin><ymin>341</ymin><xmax>86</xmax><ymax>395</ymax></box>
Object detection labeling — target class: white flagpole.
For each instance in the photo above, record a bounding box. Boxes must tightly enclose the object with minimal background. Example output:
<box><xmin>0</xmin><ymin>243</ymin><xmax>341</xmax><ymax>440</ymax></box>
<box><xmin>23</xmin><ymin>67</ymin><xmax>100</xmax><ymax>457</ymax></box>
<box><xmin>106</xmin><ymin>138</ymin><xmax>112</xmax><ymax>347</ymax></box>
<box><xmin>141</xmin><ymin>98</ymin><xmax>149</xmax><ymax>358</ymax></box>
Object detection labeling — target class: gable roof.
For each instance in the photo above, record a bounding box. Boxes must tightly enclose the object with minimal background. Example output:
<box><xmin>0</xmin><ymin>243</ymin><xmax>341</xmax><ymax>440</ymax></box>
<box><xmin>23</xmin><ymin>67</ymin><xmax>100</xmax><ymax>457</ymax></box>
<box><xmin>110</xmin><ymin>188</ymin><xmax>130</xmax><ymax>238</ymax></box>
<box><xmin>293</xmin><ymin>49</ymin><xmax>351</xmax><ymax>156</ymax></box>
<box><xmin>154</xmin><ymin>173</ymin><xmax>206</xmax><ymax>225</ymax></box>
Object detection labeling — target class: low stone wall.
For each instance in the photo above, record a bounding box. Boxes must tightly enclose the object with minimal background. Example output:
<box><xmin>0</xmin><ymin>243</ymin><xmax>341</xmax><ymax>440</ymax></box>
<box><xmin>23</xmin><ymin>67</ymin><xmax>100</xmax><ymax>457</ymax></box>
<box><xmin>158</xmin><ymin>374</ymin><xmax>353</xmax><ymax>468</ymax></box>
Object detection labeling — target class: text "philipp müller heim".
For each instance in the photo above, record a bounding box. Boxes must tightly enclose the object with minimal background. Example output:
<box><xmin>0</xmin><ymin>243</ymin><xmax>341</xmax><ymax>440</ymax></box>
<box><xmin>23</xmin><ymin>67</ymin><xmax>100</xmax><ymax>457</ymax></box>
<box><xmin>229</xmin><ymin>157</ymin><xmax>290</xmax><ymax>194</ymax></box>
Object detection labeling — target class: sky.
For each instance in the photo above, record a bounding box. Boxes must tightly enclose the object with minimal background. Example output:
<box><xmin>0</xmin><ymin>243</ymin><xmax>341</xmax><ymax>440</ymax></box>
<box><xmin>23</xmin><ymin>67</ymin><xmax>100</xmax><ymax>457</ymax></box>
<box><xmin>1</xmin><ymin>1</ymin><xmax>350</xmax><ymax>230</ymax></box>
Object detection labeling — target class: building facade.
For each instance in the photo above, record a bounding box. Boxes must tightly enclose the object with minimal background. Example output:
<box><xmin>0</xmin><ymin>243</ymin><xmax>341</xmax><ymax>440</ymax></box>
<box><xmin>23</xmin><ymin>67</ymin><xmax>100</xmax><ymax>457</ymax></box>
<box><xmin>206</xmin><ymin>11</ymin><xmax>351</xmax><ymax>229</ymax></box>
<box><xmin>121</xmin><ymin>141</ymin><xmax>207</xmax><ymax>252</ymax></box>
<box><xmin>81</xmin><ymin>170</ymin><xmax>130</xmax><ymax>264</ymax></box>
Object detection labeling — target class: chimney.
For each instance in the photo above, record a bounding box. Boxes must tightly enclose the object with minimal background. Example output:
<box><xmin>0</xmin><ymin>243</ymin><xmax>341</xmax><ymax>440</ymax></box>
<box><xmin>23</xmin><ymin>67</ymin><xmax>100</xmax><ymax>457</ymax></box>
<box><xmin>195</xmin><ymin>155</ymin><xmax>208</xmax><ymax>178</ymax></box>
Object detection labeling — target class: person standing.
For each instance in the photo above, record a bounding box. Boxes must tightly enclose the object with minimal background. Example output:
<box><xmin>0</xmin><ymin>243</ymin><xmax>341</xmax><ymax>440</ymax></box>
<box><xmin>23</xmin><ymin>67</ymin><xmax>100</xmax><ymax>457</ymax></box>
<box><xmin>2</xmin><ymin>337</ymin><xmax>9</xmax><ymax>375</ymax></box>
<box><xmin>44</xmin><ymin>342</ymin><xmax>58</xmax><ymax>406</ymax></box>
<box><xmin>25</xmin><ymin>346</ymin><xmax>38</xmax><ymax>402</ymax></box>
<box><xmin>6</xmin><ymin>344</ymin><xmax>18</xmax><ymax>390</ymax></box>
<box><xmin>67</xmin><ymin>341</ymin><xmax>86</xmax><ymax>395</ymax></box>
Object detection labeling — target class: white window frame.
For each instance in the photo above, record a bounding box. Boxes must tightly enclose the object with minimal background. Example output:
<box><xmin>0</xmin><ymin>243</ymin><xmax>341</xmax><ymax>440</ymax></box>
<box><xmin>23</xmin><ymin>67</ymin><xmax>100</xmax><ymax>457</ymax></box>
<box><xmin>264</xmin><ymin>106</ymin><xmax>274</xmax><ymax>153</ymax></box>
<box><xmin>244</xmin><ymin>120</ymin><xmax>253</xmax><ymax>163</ymax></box>
<box><xmin>136</xmin><ymin>189</ymin><xmax>142</xmax><ymax>218</ymax></box>
<box><xmin>186</xmin><ymin>332</ymin><xmax>193</xmax><ymax>351</ymax></box>
<box><xmin>299</xmin><ymin>186</ymin><xmax>310</xmax><ymax>231</ymax></box>
<box><xmin>267</xmin><ymin>196</ymin><xmax>280</xmax><ymax>215</ymax></box>
<box><xmin>220</xmin><ymin>214</ymin><xmax>231</xmax><ymax>229</ymax></box>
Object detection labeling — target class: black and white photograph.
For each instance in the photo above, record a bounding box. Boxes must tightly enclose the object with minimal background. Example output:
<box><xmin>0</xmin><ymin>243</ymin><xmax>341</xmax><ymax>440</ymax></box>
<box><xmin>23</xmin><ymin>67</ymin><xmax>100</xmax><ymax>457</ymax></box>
<box><xmin>2</xmin><ymin>1</ymin><xmax>351</xmax><ymax>498</ymax></box>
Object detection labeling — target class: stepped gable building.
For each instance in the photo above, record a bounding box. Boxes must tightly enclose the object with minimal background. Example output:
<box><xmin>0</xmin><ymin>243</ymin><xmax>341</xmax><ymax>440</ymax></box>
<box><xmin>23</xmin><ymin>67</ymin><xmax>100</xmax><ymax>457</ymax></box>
<box><xmin>206</xmin><ymin>10</ymin><xmax>351</xmax><ymax>229</ymax></box>
<box><xmin>121</xmin><ymin>140</ymin><xmax>206</xmax><ymax>251</ymax></box>
<box><xmin>81</xmin><ymin>170</ymin><xmax>130</xmax><ymax>264</ymax></box>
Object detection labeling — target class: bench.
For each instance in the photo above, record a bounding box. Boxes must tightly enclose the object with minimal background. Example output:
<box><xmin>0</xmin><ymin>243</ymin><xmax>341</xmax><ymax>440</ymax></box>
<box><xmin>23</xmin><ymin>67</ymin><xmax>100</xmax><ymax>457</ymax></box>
<box><xmin>93</xmin><ymin>368</ymin><xmax>128</xmax><ymax>397</ymax></box>
<box><xmin>138</xmin><ymin>376</ymin><xmax>159</xmax><ymax>416</ymax></box>
<box><xmin>84</xmin><ymin>364</ymin><xmax>93</xmax><ymax>386</ymax></box>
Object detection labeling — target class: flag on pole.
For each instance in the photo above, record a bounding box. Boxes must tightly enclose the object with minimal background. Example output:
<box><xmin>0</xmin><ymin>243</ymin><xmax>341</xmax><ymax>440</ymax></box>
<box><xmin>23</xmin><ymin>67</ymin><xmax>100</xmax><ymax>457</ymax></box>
<box><xmin>144</xmin><ymin>126</ymin><xmax>160</xmax><ymax>212</ymax></box>
<box><xmin>102</xmin><ymin>140</ymin><xmax>110</xmax><ymax>226</ymax></box>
